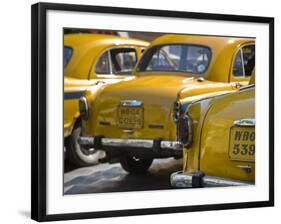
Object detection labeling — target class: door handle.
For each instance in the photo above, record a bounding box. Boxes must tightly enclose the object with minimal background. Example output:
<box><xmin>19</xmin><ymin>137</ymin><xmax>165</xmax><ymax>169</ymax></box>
<box><xmin>237</xmin><ymin>165</ymin><xmax>253</xmax><ymax>173</ymax></box>
<box><xmin>96</xmin><ymin>80</ymin><xmax>106</xmax><ymax>85</ymax></box>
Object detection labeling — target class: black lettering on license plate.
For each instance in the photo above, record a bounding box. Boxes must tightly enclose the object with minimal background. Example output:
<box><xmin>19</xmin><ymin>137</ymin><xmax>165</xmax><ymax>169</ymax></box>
<box><xmin>234</xmin><ymin>131</ymin><xmax>255</xmax><ymax>141</ymax></box>
<box><xmin>229</xmin><ymin>127</ymin><xmax>255</xmax><ymax>161</ymax></box>
<box><xmin>232</xmin><ymin>143</ymin><xmax>255</xmax><ymax>156</ymax></box>
<box><xmin>118</xmin><ymin>106</ymin><xmax>143</xmax><ymax>128</ymax></box>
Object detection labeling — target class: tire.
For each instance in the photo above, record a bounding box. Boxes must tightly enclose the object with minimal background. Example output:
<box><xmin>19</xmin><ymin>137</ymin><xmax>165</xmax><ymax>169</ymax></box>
<box><xmin>65</xmin><ymin>120</ymin><xmax>105</xmax><ymax>167</ymax></box>
<box><xmin>120</xmin><ymin>156</ymin><xmax>153</xmax><ymax>174</ymax></box>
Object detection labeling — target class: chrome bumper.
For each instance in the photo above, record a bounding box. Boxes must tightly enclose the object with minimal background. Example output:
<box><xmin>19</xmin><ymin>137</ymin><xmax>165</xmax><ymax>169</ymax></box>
<box><xmin>78</xmin><ymin>136</ymin><xmax>183</xmax><ymax>151</ymax></box>
<box><xmin>171</xmin><ymin>171</ymin><xmax>253</xmax><ymax>188</ymax></box>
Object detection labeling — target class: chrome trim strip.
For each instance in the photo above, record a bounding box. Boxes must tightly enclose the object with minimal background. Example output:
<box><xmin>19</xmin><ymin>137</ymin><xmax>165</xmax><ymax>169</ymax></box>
<box><xmin>102</xmin><ymin>138</ymin><xmax>153</xmax><ymax>148</ymax></box>
<box><xmin>78</xmin><ymin>136</ymin><xmax>182</xmax><ymax>150</ymax></box>
<box><xmin>240</xmin><ymin>84</ymin><xmax>255</xmax><ymax>91</ymax></box>
<box><xmin>170</xmin><ymin>171</ymin><xmax>253</xmax><ymax>188</ymax></box>
<box><xmin>161</xmin><ymin>141</ymin><xmax>183</xmax><ymax>151</ymax></box>
<box><xmin>79</xmin><ymin>96</ymin><xmax>89</xmax><ymax>120</ymax></box>
<box><xmin>185</xmin><ymin>113</ymin><xmax>193</xmax><ymax>148</ymax></box>
<box><xmin>203</xmin><ymin>176</ymin><xmax>251</xmax><ymax>187</ymax></box>
<box><xmin>233</xmin><ymin>118</ymin><xmax>255</xmax><ymax>126</ymax></box>
<box><xmin>120</xmin><ymin>100</ymin><xmax>143</xmax><ymax>107</ymax></box>
<box><xmin>78</xmin><ymin>136</ymin><xmax>95</xmax><ymax>145</ymax></box>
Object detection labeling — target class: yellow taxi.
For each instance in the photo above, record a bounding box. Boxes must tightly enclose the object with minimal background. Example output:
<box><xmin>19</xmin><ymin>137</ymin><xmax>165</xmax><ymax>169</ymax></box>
<box><xmin>64</xmin><ymin>34</ymin><xmax>149</xmax><ymax>167</ymax></box>
<box><xmin>78</xmin><ymin>34</ymin><xmax>255</xmax><ymax>173</ymax></box>
<box><xmin>171</xmin><ymin>74</ymin><xmax>255</xmax><ymax>187</ymax></box>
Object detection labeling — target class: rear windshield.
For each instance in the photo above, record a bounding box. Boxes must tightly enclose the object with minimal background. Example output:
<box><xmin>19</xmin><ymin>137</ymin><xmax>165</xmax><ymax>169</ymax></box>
<box><xmin>138</xmin><ymin>44</ymin><xmax>211</xmax><ymax>74</ymax></box>
<box><xmin>63</xmin><ymin>46</ymin><xmax>73</xmax><ymax>68</ymax></box>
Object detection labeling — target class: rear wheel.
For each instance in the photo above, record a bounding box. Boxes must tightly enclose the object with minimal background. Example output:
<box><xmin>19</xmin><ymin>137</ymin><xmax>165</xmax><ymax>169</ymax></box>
<box><xmin>120</xmin><ymin>156</ymin><xmax>153</xmax><ymax>174</ymax></box>
<box><xmin>65</xmin><ymin>120</ymin><xmax>105</xmax><ymax>167</ymax></box>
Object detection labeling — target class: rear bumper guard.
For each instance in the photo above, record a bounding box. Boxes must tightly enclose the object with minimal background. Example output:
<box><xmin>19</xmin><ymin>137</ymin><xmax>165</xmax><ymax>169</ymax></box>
<box><xmin>170</xmin><ymin>171</ymin><xmax>254</xmax><ymax>188</ymax></box>
<box><xmin>78</xmin><ymin>136</ymin><xmax>183</xmax><ymax>151</ymax></box>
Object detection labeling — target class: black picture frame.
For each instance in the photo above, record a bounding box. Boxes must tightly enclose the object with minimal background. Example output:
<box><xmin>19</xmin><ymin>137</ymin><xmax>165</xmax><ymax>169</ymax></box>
<box><xmin>31</xmin><ymin>2</ymin><xmax>274</xmax><ymax>222</ymax></box>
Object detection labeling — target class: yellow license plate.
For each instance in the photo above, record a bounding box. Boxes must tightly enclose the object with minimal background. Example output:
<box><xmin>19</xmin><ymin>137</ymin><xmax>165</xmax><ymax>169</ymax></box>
<box><xmin>117</xmin><ymin>106</ymin><xmax>143</xmax><ymax>129</ymax></box>
<box><xmin>228</xmin><ymin>126</ymin><xmax>255</xmax><ymax>162</ymax></box>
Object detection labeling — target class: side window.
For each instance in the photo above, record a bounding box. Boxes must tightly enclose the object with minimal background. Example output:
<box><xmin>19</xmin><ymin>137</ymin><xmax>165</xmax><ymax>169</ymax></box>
<box><xmin>95</xmin><ymin>51</ymin><xmax>110</xmax><ymax>74</ymax></box>
<box><xmin>233</xmin><ymin>44</ymin><xmax>255</xmax><ymax>77</ymax></box>
<box><xmin>242</xmin><ymin>45</ymin><xmax>255</xmax><ymax>76</ymax></box>
<box><xmin>63</xmin><ymin>46</ymin><xmax>73</xmax><ymax>68</ymax></box>
<box><xmin>110</xmin><ymin>48</ymin><xmax>137</xmax><ymax>75</ymax></box>
<box><xmin>233</xmin><ymin>49</ymin><xmax>243</xmax><ymax>76</ymax></box>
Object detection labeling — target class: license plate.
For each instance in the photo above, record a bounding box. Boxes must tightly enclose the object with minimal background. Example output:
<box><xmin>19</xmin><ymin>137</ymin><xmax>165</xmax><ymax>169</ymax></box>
<box><xmin>228</xmin><ymin>126</ymin><xmax>255</xmax><ymax>162</ymax></box>
<box><xmin>117</xmin><ymin>106</ymin><xmax>143</xmax><ymax>129</ymax></box>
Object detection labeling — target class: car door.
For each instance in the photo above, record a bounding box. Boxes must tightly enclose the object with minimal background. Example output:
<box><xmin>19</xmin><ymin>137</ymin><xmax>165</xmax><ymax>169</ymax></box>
<box><xmin>199</xmin><ymin>86</ymin><xmax>255</xmax><ymax>182</ymax></box>
<box><xmin>64</xmin><ymin>45</ymin><xmax>92</xmax><ymax>136</ymax></box>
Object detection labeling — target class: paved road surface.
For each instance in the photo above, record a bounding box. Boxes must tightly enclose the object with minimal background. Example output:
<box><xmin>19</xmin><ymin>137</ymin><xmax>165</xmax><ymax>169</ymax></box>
<box><xmin>64</xmin><ymin>158</ymin><xmax>182</xmax><ymax>195</ymax></box>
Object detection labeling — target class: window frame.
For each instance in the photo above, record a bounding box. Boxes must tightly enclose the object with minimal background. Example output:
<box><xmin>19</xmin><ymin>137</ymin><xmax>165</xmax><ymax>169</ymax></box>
<box><xmin>94</xmin><ymin>50</ymin><xmax>112</xmax><ymax>76</ymax></box>
<box><xmin>232</xmin><ymin>43</ymin><xmax>255</xmax><ymax>78</ymax></box>
<box><xmin>93</xmin><ymin>46</ymin><xmax>138</xmax><ymax>78</ymax></box>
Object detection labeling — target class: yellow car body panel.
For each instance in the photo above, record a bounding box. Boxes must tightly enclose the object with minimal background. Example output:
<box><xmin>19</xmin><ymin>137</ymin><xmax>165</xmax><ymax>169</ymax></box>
<box><xmin>64</xmin><ymin>34</ymin><xmax>149</xmax><ymax>137</ymax></box>
<box><xmin>83</xmin><ymin>75</ymin><xmax>236</xmax><ymax>141</ymax></box>
<box><xmin>183</xmin><ymin>86</ymin><xmax>255</xmax><ymax>183</ymax></box>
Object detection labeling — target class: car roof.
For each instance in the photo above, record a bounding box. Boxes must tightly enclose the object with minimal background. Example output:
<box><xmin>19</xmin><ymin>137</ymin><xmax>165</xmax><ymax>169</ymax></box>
<box><xmin>64</xmin><ymin>34</ymin><xmax>149</xmax><ymax>79</ymax></box>
<box><xmin>150</xmin><ymin>34</ymin><xmax>254</xmax><ymax>51</ymax></box>
<box><xmin>64</xmin><ymin>33</ymin><xmax>149</xmax><ymax>48</ymax></box>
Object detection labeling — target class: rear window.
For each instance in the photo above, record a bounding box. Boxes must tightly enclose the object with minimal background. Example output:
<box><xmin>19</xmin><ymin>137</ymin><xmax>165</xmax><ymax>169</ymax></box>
<box><xmin>138</xmin><ymin>44</ymin><xmax>211</xmax><ymax>74</ymax></box>
<box><xmin>95</xmin><ymin>48</ymin><xmax>138</xmax><ymax>75</ymax></box>
<box><xmin>110</xmin><ymin>48</ymin><xmax>137</xmax><ymax>75</ymax></box>
<box><xmin>63</xmin><ymin>46</ymin><xmax>73</xmax><ymax>68</ymax></box>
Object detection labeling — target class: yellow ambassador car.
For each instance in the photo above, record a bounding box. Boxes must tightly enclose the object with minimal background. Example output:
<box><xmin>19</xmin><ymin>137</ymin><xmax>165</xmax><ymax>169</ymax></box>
<box><xmin>171</xmin><ymin>74</ymin><xmax>255</xmax><ymax>187</ymax></box>
<box><xmin>78</xmin><ymin>34</ymin><xmax>255</xmax><ymax>173</ymax></box>
<box><xmin>64</xmin><ymin>34</ymin><xmax>149</xmax><ymax>167</ymax></box>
